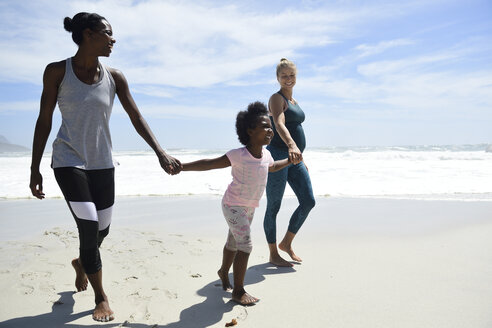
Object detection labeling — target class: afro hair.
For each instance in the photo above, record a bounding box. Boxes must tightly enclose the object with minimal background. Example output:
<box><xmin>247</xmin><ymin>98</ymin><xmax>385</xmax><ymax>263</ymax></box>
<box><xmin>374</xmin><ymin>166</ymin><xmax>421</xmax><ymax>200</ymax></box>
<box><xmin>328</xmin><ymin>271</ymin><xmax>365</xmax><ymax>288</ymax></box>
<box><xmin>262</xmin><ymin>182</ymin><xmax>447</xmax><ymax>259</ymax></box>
<box><xmin>235</xmin><ymin>101</ymin><xmax>269</xmax><ymax>145</ymax></box>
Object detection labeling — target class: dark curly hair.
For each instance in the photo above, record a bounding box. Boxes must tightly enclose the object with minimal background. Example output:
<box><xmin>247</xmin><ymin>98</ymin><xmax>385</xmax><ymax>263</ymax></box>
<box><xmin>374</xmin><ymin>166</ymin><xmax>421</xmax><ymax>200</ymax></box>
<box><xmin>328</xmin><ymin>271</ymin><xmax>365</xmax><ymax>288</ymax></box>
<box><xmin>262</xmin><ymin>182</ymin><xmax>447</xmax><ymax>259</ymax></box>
<box><xmin>235</xmin><ymin>101</ymin><xmax>269</xmax><ymax>145</ymax></box>
<box><xmin>64</xmin><ymin>12</ymin><xmax>107</xmax><ymax>45</ymax></box>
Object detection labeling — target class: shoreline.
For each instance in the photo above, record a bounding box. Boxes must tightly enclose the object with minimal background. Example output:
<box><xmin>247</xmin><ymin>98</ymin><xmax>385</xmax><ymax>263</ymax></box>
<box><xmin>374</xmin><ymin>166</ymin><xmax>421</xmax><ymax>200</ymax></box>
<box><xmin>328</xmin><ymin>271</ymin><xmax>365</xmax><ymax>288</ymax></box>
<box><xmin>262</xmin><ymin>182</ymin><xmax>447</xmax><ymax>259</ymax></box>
<box><xmin>2</xmin><ymin>190</ymin><xmax>492</xmax><ymax>202</ymax></box>
<box><xmin>1</xmin><ymin>195</ymin><xmax>491</xmax><ymax>242</ymax></box>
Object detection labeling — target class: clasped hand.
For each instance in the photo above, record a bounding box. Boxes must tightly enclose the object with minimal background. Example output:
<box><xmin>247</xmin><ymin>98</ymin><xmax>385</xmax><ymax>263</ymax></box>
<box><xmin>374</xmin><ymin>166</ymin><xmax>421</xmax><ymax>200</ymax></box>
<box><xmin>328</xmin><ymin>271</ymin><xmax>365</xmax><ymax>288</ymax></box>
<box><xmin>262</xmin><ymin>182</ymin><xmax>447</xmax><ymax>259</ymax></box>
<box><xmin>159</xmin><ymin>154</ymin><xmax>182</xmax><ymax>175</ymax></box>
<box><xmin>288</xmin><ymin>146</ymin><xmax>303</xmax><ymax>165</ymax></box>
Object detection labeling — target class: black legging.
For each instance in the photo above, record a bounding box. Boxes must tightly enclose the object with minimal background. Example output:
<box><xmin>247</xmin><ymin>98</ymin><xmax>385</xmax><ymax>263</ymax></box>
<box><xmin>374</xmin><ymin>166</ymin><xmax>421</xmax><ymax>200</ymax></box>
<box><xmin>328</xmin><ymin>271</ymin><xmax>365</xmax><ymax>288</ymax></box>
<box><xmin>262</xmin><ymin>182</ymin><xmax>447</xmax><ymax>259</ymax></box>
<box><xmin>54</xmin><ymin>167</ymin><xmax>114</xmax><ymax>274</ymax></box>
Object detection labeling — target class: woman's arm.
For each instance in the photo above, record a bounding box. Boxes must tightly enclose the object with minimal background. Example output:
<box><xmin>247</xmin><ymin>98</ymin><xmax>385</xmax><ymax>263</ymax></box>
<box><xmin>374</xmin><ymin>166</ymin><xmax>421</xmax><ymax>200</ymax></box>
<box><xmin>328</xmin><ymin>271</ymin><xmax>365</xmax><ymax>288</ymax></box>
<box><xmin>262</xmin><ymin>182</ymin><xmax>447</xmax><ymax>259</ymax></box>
<box><xmin>269</xmin><ymin>158</ymin><xmax>291</xmax><ymax>173</ymax></box>
<box><xmin>269</xmin><ymin>93</ymin><xmax>302</xmax><ymax>164</ymax></box>
<box><xmin>110</xmin><ymin>68</ymin><xmax>181</xmax><ymax>175</ymax></box>
<box><xmin>29</xmin><ymin>62</ymin><xmax>64</xmax><ymax>199</ymax></box>
<box><xmin>181</xmin><ymin>155</ymin><xmax>231</xmax><ymax>171</ymax></box>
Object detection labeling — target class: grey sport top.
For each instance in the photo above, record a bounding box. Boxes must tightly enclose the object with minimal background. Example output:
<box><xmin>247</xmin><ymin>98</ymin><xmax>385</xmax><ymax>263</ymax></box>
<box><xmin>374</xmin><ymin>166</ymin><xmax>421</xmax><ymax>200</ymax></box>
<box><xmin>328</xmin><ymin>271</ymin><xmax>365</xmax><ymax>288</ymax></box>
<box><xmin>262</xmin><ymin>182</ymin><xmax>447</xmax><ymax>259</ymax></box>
<box><xmin>52</xmin><ymin>57</ymin><xmax>116</xmax><ymax>169</ymax></box>
<box><xmin>269</xmin><ymin>91</ymin><xmax>306</xmax><ymax>152</ymax></box>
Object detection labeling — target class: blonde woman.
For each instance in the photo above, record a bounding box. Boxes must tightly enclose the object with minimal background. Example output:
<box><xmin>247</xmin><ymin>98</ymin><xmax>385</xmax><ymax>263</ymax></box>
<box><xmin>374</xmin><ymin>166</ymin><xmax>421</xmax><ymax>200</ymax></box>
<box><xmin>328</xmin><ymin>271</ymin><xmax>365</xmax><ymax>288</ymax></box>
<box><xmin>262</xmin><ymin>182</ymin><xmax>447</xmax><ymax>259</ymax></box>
<box><xmin>263</xmin><ymin>58</ymin><xmax>315</xmax><ymax>267</ymax></box>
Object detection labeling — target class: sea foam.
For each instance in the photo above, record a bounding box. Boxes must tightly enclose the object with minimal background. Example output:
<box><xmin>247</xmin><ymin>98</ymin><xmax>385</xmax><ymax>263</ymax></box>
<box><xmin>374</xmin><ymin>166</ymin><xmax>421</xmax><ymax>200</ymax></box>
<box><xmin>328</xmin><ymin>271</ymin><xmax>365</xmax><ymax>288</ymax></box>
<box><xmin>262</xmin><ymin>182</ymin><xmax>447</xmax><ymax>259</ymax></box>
<box><xmin>2</xmin><ymin>145</ymin><xmax>491</xmax><ymax>201</ymax></box>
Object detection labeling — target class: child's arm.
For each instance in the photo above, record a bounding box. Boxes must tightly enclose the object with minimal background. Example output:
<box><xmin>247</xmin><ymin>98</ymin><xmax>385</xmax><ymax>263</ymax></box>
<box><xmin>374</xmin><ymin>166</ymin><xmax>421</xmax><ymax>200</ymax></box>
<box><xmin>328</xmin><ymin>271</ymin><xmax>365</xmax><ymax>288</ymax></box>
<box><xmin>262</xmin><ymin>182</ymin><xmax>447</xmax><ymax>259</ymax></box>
<box><xmin>181</xmin><ymin>154</ymin><xmax>231</xmax><ymax>171</ymax></box>
<box><xmin>268</xmin><ymin>158</ymin><xmax>291</xmax><ymax>173</ymax></box>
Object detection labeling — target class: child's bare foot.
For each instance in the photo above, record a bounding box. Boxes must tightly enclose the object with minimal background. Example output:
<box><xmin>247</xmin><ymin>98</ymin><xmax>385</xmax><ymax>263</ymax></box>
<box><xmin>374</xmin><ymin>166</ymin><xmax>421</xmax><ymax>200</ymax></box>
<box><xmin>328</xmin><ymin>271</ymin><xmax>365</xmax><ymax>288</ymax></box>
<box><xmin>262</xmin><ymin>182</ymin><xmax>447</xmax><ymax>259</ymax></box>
<box><xmin>217</xmin><ymin>269</ymin><xmax>233</xmax><ymax>291</ymax></box>
<box><xmin>71</xmin><ymin>258</ymin><xmax>88</xmax><ymax>292</ymax></box>
<box><xmin>232</xmin><ymin>289</ymin><xmax>259</xmax><ymax>305</ymax></box>
<box><xmin>269</xmin><ymin>253</ymin><xmax>293</xmax><ymax>267</ymax></box>
<box><xmin>93</xmin><ymin>298</ymin><xmax>114</xmax><ymax>322</ymax></box>
<box><xmin>278</xmin><ymin>242</ymin><xmax>302</xmax><ymax>262</ymax></box>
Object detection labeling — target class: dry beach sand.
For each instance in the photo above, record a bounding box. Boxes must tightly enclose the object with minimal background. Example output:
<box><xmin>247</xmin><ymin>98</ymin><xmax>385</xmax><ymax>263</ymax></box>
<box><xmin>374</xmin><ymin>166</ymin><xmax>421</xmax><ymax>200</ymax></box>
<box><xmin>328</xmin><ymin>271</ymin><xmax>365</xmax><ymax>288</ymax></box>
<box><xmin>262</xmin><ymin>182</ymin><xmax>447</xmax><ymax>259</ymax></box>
<box><xmin>1</xmin><ymin>196</ymin><xmax>492</xmax><ymax>327</ymax></box>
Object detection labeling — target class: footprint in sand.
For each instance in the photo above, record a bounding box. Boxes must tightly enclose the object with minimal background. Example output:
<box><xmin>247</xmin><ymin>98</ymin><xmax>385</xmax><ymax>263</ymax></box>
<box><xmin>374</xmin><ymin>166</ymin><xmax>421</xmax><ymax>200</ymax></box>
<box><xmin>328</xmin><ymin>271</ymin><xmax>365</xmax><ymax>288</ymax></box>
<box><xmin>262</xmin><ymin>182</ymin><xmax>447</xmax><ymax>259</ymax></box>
<box><xmin>26</xmin><ymin>244</ymin><xmax>45</xmax><ymax>250</ymax></box>
<box><xmin>19</xmin><ymin>284</ymin><xmax>34</xmax><ymax>295</ymax></box>
<box><xmin>44</xmin><ymin>229</ymin><xmax>77</xmax><ymax>247</ymax></box>
<box><xmin>46</xmin><ymin>262</ymin><xmax>66</xmax><ymax>268</ymax></box>
<box><xmin>236</xmin><ymin>307</ymin><xmax>248</xmax><ymax>321</ymax></box>
<box><xmin>21</xmin><ymin>271</ymin><xmax>52</xmax><ymax>280</ymax></box>
<box><xmin>189</xmin><ymin>248</ymin><xmax>203</xmax><ymax>256</ymax></box>
<box><xmin>40</xmin><ymin>284</ymin><xmax>56</xmax><ymax>293</ymax></box>
<box><xmin>148</xmin><ymin>239</ymin><xmax>163</xmax><ymax>246</ymax></box>
<box><xmin>164</xmin><ymin>290</ymin><xmax>178</xmax><ymax>299</ymax></box>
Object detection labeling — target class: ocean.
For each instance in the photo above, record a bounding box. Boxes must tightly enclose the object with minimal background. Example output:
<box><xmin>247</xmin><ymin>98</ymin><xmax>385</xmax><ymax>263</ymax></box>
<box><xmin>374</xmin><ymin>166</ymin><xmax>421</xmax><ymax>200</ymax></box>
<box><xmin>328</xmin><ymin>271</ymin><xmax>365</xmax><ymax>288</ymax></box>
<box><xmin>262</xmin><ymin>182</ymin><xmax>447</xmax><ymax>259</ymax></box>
<box><xmin>2</xmin><ymin>144</ymin><xmax>491</xmax><ymax>201</ymax></box>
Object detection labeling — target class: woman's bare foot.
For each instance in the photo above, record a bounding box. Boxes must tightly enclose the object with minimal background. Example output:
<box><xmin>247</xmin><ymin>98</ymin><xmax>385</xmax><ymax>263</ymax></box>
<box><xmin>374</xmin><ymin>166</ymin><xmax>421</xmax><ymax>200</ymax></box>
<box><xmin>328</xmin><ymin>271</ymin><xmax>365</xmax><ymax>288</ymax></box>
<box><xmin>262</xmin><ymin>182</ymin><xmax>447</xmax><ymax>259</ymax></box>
<box><xmin>93</xmin><ymin>298</ymin><xmax>114</xmax><ymax>322</ymax></box>
<box><xmin>269</xmin><ymin>252</ymin><xmax>293</xmax><ymax>267</ymax></box>
<box><xmin>268</xmin><ymin>243</ymin><xmax>293</xmax><ymax>267</ymax></box>
<box><xmin>218</xmin><ymin>269</ymin><xmax>233</xmax><ymax>291</ymax></box>
<box><xmin>71</xmin><ymin>258</ymin><xmax>88</xmax><ymax>292</ymax></box>
<box><xmin>278</xmin><ymin>242</ymin><xmax>302</xmax><ymax>262</ymax></box>
<box><xmin>232</xmin><ymin>289</ymin><xmax>259</xmax><ymax>305</ymax></box>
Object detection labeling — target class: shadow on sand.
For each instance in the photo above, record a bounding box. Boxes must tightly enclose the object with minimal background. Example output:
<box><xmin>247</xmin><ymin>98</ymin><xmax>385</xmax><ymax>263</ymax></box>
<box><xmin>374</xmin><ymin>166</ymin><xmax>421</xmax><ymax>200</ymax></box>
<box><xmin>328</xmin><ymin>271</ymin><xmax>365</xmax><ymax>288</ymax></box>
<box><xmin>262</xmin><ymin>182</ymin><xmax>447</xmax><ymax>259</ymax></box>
<box><xmin>0</xmin><ymin>291</ymin><xmax>95</xmax><ymax>328</ymax></box>
<box><xmin>156</xmin><ymin>262</ymin><xmax>296</xmax><ymax>328</ymax></box>
<box><xmin>0</xmin><ymin>263</ymin><xmax>295</xmax><ymax>328</ymax></box>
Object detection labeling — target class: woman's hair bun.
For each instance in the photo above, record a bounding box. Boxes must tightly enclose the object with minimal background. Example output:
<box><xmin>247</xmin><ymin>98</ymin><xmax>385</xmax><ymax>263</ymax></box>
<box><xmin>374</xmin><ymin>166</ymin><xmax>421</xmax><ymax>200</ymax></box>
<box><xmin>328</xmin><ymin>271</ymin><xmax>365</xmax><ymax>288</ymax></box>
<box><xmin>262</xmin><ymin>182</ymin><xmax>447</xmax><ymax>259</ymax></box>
<box><xmin>63</xmin><ymin>12</ymin><xmax>106</xmax><ymax>45</ymax></box>
<box><xmin>63</xmin><ymin>17</ymin><xmax>73</xmax><ymax>32</ymax></box>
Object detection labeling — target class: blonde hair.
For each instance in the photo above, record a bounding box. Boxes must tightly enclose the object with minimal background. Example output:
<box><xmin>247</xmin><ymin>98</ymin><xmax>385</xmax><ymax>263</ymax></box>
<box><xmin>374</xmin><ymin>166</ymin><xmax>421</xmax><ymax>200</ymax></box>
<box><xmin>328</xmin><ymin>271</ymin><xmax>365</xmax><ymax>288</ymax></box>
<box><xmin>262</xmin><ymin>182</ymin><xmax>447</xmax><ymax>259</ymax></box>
<box><xmin>276</xmin><ymin>58</ymin><xmax>296</xmax><ymax>76</ymax></box>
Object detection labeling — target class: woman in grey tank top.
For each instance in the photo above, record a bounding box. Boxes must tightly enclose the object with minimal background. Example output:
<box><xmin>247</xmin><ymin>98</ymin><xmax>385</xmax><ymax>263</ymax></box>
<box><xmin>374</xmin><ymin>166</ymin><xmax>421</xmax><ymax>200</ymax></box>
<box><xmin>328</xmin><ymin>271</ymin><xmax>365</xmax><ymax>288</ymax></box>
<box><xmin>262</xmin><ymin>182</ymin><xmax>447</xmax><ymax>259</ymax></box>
<box><xmin>29</xmin><ymin>12</ymin><xmax>180</xmax><ymax>322</ymax></box>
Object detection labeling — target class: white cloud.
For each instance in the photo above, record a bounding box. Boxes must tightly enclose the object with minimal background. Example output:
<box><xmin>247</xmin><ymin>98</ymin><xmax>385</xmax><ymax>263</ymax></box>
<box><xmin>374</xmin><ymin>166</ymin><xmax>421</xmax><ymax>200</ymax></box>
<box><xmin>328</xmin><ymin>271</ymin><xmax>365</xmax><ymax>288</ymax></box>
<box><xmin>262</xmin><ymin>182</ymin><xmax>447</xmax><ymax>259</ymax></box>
<box><xmin>131</xmin><ymin>85</ymin><xmax>175</xmax><ymax>98</ymax></box>
<box><xmin>354</xmin><ymin>39</ymin><xmax>415</xmax><ymax>58</ymax></box>
<box><xmin>1</xmin><ymin>0</ymin><xmax>490</xmax><ymax>142</ymax></box>
<box><xmin>97</xmin><ymin>1</ymin><xmax>349</xmax><ymax>87</ymax></box>
<box><xmin>113</xmin><ymin>102</ymin><xmax>235</xmax><ymax>120</ymax></box>
<box><xmin>0</xmin><ymin>100</ymin><xmax>39</xmax><ymax>112</ymax></box>
<box><xmin>302</xmin><ymin>68</ymin><xmax>492</xmax><ymax>121</ymax></box>
<box><xmin>0</xmin><ymin>0</ymin><xmax>395</xmax><ymax>87</ymax></box>
<box><xmin>298</xmin><ymin>37</ymin><xmax>492</xmax><ymax>122</ymax></box>
<box><xmin>356</xmin><ymin>53</ymin><xmax>460</xmax><ymax>77</ymax></box>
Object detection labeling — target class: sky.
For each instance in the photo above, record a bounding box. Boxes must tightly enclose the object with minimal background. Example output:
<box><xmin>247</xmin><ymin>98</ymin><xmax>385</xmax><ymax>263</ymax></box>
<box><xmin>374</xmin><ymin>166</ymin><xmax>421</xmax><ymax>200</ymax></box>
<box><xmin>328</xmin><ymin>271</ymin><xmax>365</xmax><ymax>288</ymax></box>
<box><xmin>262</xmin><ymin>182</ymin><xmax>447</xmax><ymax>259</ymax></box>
<box><xmin>0</xmin><ymin>0</ymin><xmax>491</xmax><ymax>150</ymax></box>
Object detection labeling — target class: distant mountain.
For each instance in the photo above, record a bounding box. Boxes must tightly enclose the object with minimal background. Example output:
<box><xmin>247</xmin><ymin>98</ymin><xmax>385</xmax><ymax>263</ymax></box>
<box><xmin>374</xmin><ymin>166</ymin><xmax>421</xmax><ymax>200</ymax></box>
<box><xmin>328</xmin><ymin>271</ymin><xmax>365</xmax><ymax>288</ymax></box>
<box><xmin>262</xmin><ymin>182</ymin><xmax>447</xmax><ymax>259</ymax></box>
<box><xmin>0</xmin><ymin>135</ymin><xmax>30</xmax><ymax>152</ymax></box>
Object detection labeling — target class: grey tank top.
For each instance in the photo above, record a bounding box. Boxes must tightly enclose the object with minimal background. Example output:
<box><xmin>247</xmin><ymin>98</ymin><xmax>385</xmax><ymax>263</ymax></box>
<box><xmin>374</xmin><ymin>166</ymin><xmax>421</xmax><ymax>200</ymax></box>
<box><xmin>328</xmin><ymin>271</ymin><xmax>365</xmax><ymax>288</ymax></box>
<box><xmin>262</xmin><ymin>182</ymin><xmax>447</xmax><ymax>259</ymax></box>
<box><xmin>52</xmin><ymin>57</ymin><xmax>116</xmax><ymax>169</ymax></box>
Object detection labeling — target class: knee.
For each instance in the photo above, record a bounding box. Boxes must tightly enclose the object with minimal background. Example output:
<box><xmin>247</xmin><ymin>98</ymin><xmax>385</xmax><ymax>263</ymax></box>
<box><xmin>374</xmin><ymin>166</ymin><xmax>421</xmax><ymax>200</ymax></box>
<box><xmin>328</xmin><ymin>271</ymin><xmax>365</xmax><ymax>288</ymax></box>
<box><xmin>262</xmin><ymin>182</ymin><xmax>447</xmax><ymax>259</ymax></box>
<box><xmin>97</xmin><ymin>226</ymin><xmax>110</xmax><ymax>247</ymax></box>
<box><xmin>237</xmin><ymin>235</ymin><xmax>253</xmax><ymax>254</ymax></box>
<box><xmin>225</xmin><ymin>240</ymin><xmax>237</xmax><ymax>252</ymax></box>
<box><xmin>238</xmin><ymin>243</ymin><xmax>252</xmax><ymax>254</ymax></box>
<box><xmin>301</xmin><ymin>196</ymin><xmax>316</xmax><ymax>211</ymax></box>
<box><xmin>266</xmin><ymin>198</ymin><xmax>282</xmax><ymax>215</ymax></box>
<box><xmin>79</xmin><ymin>247</ymin><xmax>101</xmax><ymax>274</ymax></box>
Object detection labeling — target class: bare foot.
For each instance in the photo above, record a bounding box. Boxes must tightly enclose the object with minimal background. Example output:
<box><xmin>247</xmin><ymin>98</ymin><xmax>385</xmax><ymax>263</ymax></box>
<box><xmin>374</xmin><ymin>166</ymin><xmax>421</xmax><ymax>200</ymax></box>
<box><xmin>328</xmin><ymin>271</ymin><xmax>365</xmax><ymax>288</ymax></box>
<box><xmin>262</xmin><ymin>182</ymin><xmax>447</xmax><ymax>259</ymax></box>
<box><xmin>278</xmin><ymin>242</ymin><xmax>302</xmax><ymax>262</ymax></box>
<box><xmin>232</xmin><ymin>289</ymin><xmax>259</xmax><ymax>305</ymax></box>
<box><xmin>269</xmin><ymin>253</ymin><xmax>293</xmax><ymax>267</ymax></box>
<box><xmin>218</xmin><ymin>269</ymin><xmax>233</xmax><ymax>291</ymax></box>
<box><xmin>71</xmin><ymin>258</ymin><xmax>88</xmax><ymax>292</ymax></box>
<box><xmin>93</xmin><ymin>299</ymin><xmax>114</xmax><ymax>322</ymax></box>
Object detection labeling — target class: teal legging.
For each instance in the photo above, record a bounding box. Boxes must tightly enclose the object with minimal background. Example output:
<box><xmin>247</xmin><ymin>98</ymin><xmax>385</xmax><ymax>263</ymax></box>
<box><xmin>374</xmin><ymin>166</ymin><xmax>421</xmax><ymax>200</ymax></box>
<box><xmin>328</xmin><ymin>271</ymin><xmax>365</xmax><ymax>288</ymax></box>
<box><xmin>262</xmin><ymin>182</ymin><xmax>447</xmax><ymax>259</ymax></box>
<box><xmin>263</xmin><ymin>146</ymin><xmax>315</xmax><ymax>244</ymax></box>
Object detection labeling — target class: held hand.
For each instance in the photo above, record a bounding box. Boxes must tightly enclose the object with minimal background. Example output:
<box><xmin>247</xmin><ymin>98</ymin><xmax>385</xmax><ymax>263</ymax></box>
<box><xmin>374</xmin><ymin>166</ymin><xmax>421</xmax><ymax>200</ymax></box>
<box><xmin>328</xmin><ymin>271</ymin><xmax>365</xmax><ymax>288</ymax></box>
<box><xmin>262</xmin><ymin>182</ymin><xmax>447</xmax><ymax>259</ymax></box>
<box><xmin>288</xmin><ymin>145</ymin><xmax>303</xmax><ymax>165</ymax></box>
<box><xmin>29</xmin><ymin>171</ymin><xmax>45</xmax><ymax>199</ymax></box>
<box><xmin>159</xmin><ymin>153</ymin><xmax>182</xmax><ymax>175</ymax></box>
